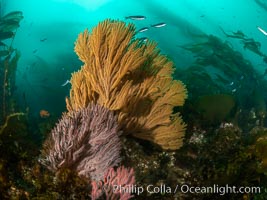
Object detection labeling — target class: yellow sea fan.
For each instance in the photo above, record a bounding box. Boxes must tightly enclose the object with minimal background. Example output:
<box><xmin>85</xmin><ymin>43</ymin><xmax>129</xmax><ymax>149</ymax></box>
<box><xmin>66</xmin><ymin>19</ymin><xmax>187</xmax><ymax>150</ymax></box>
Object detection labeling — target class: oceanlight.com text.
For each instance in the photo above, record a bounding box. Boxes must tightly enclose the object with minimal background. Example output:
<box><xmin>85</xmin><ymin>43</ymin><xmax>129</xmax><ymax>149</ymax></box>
<box><xmin>112</xmin><ymin>184</ymin><xmax>261</xmax><ymax>196</ymax></box>
<box><xmin>175</xmin><ymin>184</ymin><xmax>261</xmax><ymax>196</ymax></box>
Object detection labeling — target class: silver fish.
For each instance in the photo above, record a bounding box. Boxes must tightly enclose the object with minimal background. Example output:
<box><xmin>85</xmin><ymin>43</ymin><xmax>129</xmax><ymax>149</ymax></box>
<box><xmin>257</xmin><ymin>26</ymin><xmax>267</xmax><ymax>36</ymax></box>
<box><xmin>151</xmin><ymin>22</ymin><xmax>166</xmax><ymax>28</ymax></box>
<box><xmin>139</xmin><ymin>37</ymin><xmax>148</xmax><ymax>42</ymax></box>
<box><xmin>125</xmin><ymin>15</ymin><xmax>146</xmax><ymax>20</ymax></box>
<box><xmin>137</xmin><ymin>27</ymin><xmax>149</xmax><ymax>33</ymax></box>
<box><xmin>61</xmin><ymin>80</ymin><xmax>70</xmax><ymax>87</ymax></box>
<box><xmin>232</xmin><ymin>88</ymin><xmax>237</xmax><ymax>93</ymax></box>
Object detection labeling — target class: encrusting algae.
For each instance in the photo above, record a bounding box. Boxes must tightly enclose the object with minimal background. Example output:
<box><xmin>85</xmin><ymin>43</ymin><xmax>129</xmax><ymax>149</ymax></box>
<box><xmin>66</xmin><ymin>19</ymin><xmax>187</xmax><ymax>150</ymax></box>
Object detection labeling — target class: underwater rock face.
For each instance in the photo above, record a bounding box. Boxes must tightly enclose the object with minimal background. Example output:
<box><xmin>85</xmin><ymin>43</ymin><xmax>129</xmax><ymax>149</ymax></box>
<box><xmin>195</xmin><ymin>94</ymin><xmax>236</xmax><ymax>124</ymax></box>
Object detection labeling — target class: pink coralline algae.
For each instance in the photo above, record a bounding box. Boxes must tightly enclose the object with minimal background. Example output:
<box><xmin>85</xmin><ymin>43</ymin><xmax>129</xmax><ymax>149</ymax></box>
<box><xmin>39</xmin><ymin>103</ymin><xmax>122</xmax><ymax>181</ymax></box>
<box><xmin>91</xmin><ymin>166</ymin><xmax>135</xmax><ymax>200</ymax></box>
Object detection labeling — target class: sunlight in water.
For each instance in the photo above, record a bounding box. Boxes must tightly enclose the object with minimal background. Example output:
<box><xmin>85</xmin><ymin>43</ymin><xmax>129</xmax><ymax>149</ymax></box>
<box><xmin>54</xmin><ymin>0</ymin><xmax>113</xmax><ymax>10</ymax></box>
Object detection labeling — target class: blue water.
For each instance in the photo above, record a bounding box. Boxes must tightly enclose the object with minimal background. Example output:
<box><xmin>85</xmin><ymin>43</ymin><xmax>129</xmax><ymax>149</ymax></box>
<box><xmin>3</xmin><ymin>0</ymin><xmax>267</xmax><ymax>116</ymax></box>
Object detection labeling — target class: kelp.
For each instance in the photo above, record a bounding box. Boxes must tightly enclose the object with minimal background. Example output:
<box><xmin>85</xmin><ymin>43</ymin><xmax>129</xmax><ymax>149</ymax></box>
<box><xmin>0</xmin><ymin>31</ymin><xmax>14</xmax><ymax>40</ymax></box>
<box><xmin>176</xmin><ymin>34</ymin><xmax>265</xmax><ymax>103</ymax></box>
<box><xmin>0</xmin><ymin>11</ymin><xmax>23</xmax><ymax>33</ymax></box>
<box><xmin>0</xmin><ymin>11</ymin><xmax>23</xmax><ymax>22</ymax></box>
<box><xmin>0</xmin><ymin>11</ymin><xmax>23</xmax><ymax>126</ymax></box>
